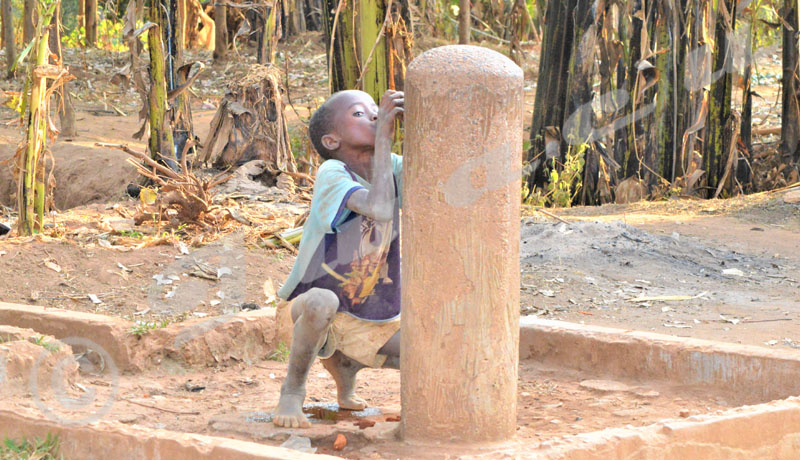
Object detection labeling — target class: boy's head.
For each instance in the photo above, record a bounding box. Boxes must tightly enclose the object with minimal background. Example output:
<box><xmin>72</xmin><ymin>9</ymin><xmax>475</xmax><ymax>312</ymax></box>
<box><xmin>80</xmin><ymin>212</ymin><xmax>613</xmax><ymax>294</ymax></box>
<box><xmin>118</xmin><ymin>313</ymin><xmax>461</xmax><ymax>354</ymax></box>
<box><xmin>309</xmin><ymin>90</ymin><xmax>378</xmax><ymax>161</ymax></box>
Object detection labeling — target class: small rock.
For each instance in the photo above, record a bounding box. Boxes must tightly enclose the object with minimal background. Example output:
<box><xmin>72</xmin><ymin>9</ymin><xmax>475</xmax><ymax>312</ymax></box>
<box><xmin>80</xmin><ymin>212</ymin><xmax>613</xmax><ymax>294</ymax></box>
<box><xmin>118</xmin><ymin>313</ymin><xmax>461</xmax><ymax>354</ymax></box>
<box><xmin>385</xmin><ymin>415</ymin><xmax>401</xmax><ymax>422</ymax></box>
<box><xmin>579</xmin><ymin>379</ymin><xmax>632</xmax><ymax>393</ymax></box>
<box><xmin>184</xmin><ymin>381</ymin><xmax>206</xmax><ymax>392</ymax></box>
<box><xmin>722</xmin><ymin>268</ymin><xmax>744</xmax><ymax>276</ymax></box>
<box><xmin>355</xmin><ymin>419</ymin><xmax>376</xmax><ymax>429</ymax></box>
<box><xmin>782</xmin><ymin>190</ymin><xmax>800</xmax><ymax>204</ymax></box>
<box><xmin>333</xmin><ymin>433</ymin><xmax>347</xmax><ymax>451</ymax></box>
<box><xmin>635</xmin><ymin>390</ymin><xmax>660</xmax><ymax>398</ymax></box>
<box><xmin>118</xmin><ymin>414</ymin><xmax>142</xmax><ymax>424</ymax></box>
<box><xmin>679</xmin><ymin>409</ymin><xmax>691</xmax><ymax>418</ymax></box>
<box><xmin>280</xmin><ymin>435</ymin><xmax>316</xmax><ymax>454</ymax></box>
<box><xmin>153</xmin><ymin>274</ymin><xmax>173</xmax><ymax>285</ymax></box>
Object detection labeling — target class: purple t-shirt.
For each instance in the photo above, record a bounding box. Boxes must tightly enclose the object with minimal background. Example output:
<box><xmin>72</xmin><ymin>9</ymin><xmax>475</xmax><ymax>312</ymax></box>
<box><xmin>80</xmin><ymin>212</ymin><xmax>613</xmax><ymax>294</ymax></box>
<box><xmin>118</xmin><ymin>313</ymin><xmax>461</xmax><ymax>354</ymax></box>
<box><xmin>285</xmin><ymin>159</ymin><xmax>402</xmax><ymax>322</ymax></box>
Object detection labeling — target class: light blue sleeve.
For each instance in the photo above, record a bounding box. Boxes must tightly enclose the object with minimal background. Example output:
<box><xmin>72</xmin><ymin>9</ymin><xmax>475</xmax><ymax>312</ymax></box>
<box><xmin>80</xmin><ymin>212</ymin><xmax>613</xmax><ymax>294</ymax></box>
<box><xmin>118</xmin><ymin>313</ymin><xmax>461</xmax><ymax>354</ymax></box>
<box><xmin>311</xmin><ymin>160</ymin><xmax>365</xmax><ymax>233</ymax></box>
<box><xmin>392</xmin><ymin>153</ymin><xmax>403</xmax><ymax>208</ymax></box>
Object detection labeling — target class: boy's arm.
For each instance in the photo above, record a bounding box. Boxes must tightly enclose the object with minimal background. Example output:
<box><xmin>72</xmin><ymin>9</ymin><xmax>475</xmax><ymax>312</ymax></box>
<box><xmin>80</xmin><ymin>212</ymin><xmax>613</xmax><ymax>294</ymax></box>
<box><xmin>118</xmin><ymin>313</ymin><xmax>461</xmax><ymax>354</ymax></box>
<box><xmin>345</xmin><ymin>90</ymin><xmax>403</xmax><ymax>222</ymax></box>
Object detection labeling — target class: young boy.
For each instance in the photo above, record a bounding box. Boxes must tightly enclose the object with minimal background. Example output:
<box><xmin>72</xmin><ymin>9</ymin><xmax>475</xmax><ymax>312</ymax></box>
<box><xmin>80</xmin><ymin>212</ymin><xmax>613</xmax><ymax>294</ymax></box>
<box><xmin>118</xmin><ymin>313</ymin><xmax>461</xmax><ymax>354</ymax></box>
<box><xmin>272</xmin><ymin>89</ymin><xmax>404</xmax><ymax>428</ymax></box>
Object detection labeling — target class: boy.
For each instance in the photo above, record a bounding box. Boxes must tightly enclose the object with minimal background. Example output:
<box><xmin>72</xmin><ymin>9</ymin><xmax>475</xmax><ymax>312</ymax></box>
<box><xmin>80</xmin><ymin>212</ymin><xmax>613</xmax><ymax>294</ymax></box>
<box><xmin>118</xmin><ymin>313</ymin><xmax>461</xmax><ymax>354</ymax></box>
<box><xmin>272</xmin><ymin>89</ymin><xmax>404</xmax><ymax>428</ymax></box>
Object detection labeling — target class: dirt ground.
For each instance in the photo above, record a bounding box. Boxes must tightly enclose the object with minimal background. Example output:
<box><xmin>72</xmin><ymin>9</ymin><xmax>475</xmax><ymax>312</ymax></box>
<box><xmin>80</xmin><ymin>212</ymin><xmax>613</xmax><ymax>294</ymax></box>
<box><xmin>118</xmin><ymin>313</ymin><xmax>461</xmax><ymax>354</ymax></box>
<box><xmin>0</xmin><ymin>30</ymin><xmax>799</xmax><ymax>459</ymax></box>
<box><xmin>1</xmin><ymin>334</ymin><xmax>743</xmax><ymax>459</ymax></box>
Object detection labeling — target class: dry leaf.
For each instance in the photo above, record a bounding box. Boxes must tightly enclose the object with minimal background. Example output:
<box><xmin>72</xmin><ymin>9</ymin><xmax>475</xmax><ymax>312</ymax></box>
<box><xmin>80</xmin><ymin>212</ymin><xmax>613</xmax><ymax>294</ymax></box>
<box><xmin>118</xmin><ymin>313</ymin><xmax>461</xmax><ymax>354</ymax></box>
<box><xmin>263</xmin><ymin>278</ymin><xmax>276</xmax><ymax>304</ymax></box>
<box><xmin>140</xmin><ymin>187</ymin><xmax>157</xmax><ymax>205</ymax></box>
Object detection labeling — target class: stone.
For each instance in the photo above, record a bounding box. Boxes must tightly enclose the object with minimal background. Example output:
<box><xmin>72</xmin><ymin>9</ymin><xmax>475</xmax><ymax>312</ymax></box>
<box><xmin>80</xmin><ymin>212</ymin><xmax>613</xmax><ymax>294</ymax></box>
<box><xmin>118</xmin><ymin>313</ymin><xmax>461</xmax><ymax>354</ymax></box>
<box><xmin>579</xmin><ymin>379</ymin><xmax>632</xmax><ymax>393</ymax></box>
<box><xmin>782</xmin><ymin>190</ymin><xmax>800</xmax><ymax>204</ymax></box>
<box><xmin>332</xmin><ymin>434</ymin><xmax>347</xmax><ymax>451</ymax></box>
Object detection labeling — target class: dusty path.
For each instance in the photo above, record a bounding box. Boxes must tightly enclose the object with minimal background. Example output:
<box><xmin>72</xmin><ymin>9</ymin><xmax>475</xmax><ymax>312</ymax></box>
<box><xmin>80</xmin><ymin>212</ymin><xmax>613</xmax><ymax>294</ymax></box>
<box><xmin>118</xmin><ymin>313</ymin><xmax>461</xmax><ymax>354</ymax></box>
<box><xmin>528</xmin><ymin>193</ymin><xmax>800</xmax><ymax>348</ymax></box>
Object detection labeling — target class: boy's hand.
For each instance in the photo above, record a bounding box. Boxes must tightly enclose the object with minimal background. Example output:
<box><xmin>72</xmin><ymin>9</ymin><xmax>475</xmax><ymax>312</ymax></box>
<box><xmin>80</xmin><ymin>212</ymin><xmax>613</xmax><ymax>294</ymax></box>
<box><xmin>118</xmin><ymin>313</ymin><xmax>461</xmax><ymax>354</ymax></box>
<box><xmin>375</xmin><ymin>90</ymin><xmax>404</xmax><ymax>149</ymax></box>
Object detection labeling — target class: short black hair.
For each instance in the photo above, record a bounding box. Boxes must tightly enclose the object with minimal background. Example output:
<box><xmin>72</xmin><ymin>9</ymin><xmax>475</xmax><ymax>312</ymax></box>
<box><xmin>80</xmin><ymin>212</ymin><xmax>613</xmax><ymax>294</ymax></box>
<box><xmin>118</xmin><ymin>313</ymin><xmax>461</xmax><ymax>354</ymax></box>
<box><xmin>308</xmin><ymin>99</ymin><xmax>338</xmax><ymax>161</ymax></box>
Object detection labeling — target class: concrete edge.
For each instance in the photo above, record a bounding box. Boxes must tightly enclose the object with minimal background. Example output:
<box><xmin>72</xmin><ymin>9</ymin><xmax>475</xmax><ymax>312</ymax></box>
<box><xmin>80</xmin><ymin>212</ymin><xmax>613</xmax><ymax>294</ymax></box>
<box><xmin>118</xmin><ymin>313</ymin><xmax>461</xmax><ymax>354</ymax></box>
<box><xmin>531</xmin><ymin>397</ymin><xmax>800</xmax><ymax>460</ymax></box>
<box><xmin>0</xmin><ymin>407</ymin><xmax>339</xmax><ymax>460</ymax></box>
<box><xmin>520</xmin><ymin>317</ymin><xmax>800</xmax><ymax>402</ymax></box>
<box><xmin>0</xmin><ymin>302</ymin><xmax>278</xmax><ymax>373</ymax></box>
<box><xmin>0</xmin><ymin>302</ymin><xmax>134</xmax><ymax>371</ymax></box>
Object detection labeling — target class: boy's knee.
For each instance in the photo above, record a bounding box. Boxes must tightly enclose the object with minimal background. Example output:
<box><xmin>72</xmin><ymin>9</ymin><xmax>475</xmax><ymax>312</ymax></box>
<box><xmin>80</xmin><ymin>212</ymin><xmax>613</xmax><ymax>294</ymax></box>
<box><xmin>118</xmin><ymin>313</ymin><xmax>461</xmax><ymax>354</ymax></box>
<box><xmin>302</xmin><ymin>288</ymin><xmax>339</xmax><ymax>326</ymax></box>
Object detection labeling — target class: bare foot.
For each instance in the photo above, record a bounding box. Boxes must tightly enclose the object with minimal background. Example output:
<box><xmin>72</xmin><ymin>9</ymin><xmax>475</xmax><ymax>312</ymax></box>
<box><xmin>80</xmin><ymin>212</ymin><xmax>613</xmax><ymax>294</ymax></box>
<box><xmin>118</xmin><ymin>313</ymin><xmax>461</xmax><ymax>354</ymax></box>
<box><xmin>338</xmin><ymin>393</ymin><xmax>368</xmax><ymax>411</ymax></box>
<box><xmin>273</xmin><ymin>392</ymin><xmax>311</xmax><ymax>428</ymax></box>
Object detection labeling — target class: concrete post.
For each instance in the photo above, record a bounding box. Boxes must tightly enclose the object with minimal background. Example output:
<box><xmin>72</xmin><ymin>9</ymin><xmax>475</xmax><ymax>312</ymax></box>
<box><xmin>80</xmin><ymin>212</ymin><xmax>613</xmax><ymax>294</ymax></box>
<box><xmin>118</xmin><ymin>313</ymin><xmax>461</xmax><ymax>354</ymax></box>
<box><xmin>401</xmin><ymin>45</ymin><xmax>524</xmax><ymax>443</ymax></box>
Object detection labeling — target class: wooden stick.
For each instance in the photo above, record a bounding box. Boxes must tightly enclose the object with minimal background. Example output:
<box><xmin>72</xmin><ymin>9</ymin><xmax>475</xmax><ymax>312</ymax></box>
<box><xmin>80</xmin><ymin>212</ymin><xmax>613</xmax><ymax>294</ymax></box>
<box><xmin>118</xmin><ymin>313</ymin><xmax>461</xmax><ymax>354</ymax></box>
<box><xmin>96</xmin><ymin>142</ymin><xmax>182</xmax><ymax>181</ymax></box>
<box><xmin>752</xmin><ymin>127</ymin><xmax>780</xmax><ymax>136</ymax></box>
<box><xmin>534</xmin><ymin>207</ymin><xmax>570</xmax><ymax>224</ymax></box>
<box><xmin>122</xmin><ymin>398</ymin><xmax>200</xmax><ymax>415</ymax></box>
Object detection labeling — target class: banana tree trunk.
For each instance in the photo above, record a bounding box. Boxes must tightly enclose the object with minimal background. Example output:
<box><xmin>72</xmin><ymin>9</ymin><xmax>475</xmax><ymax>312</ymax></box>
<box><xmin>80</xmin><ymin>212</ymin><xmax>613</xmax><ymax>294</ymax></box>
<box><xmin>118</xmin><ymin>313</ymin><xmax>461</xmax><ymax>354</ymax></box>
<box><xmin>214</xmin><ymin>3</ymin><xmax>227</xmax><ymax>60</ymax></box>
<box><xmin>782</xmin><ymin>0</ymin><xmax>800</xmax><ymax>161</ymax></box>
<box><xmin>18</xmin><ymin>0</ymin><xmax>56</xmax><ymax>235</ymax></box>
<box><xmin>525</xmin><ymin>0</ymin><xmax>576</xmax><ymax>194</ymax></box>
<box><xmin>323</xmin><ymin>0</ymin><xmax>359</xmax><ymax>92</ymax></box>
<box><xmin>258</xmin><ymin>0</ymin><xmax>281</xmax><ymax>64</ymax></box>
<box><xmin>23</xmin><ymin>0</ymin><xmax>35</xmax><ymax>44</ymax></box>
<box><xmin>458</xmin><ymin>0</ymin><xmax>469</xmax><ymax>43</ymax></box>
<box><xmin>85</xmin><ymin>0</ymin><xmax>97</xmax><ymax>46</ymax></box>
<box><xmin>148</xmin><ymin>3</ymin><xmax>175</xmax><ymax>162</ymax></box>
<box><xmin>704</xmin><ymin>0</ymin><xmax>735</xmax><ymax>195</ymax></box>
<box><xmin>49</xmin><ymin>3</ymin><xmax>77</xmax><ymax>137</ymax></box>
<box><xmin>359</xmin><ymin>0</ymin><xmax>389</xmax><ymax>102</ymax></box>
<box><xmin>1</xmin><ymin>0</ymin><xmax>15</xmax><ymax>78</ymax></box>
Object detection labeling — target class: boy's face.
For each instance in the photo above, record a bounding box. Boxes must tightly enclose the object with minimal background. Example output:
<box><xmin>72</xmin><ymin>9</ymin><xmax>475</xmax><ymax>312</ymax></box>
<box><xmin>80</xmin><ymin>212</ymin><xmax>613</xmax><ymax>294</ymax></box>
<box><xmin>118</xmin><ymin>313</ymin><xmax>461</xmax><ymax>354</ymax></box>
<box><xmin>324</xmin><ymin>91</ymin><xmax>379</xmax><ymax>154</ymax></box>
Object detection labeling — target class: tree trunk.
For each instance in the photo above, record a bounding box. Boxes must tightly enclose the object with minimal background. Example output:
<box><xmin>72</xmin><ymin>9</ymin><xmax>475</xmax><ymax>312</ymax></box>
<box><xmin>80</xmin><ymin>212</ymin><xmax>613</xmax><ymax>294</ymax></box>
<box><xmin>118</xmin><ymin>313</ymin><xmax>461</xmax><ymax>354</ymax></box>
<box><xmin>85</xmin><ymin>0</ymin><xmax>97</xmax><ymax>46</ymax></box>
<box><xmin>525</xmin><ymin>0</ymin><xmax>575</xmax><ymax>195</ymax></box>
<box><xmin>257</xmin><ymin>1</ymin><xmax>281</xmax><ymax>65</ymax></box>
<box><xmin>78</xmin><ymin>0</ymin><xmax>85</xmax><ymax>33</ymax></box>
<box><xmin>1</xmin><ymin>0</ymin><xmax>15</xmax><ymax>78</ymax></box>
<box><xmin>782</xmin><ymin>1</ymin><xmax>800</xmax><ymax>162</ymax></box>
<box><xmin>148</xmin><ymin>4</ymin><xmax>175</xmax><ymax>163</ymax></box>
<box><xmin>704</xmin><ymin>0</ymin><xmax>735</xmax><ymax>195</ymax></box>
<box><xmin>24</xmin><ymin>0</ymin><xmax>36</xmax><ymax>45</ymax></box>
<box><xmin>323</xmin><ymin>0</ymin><xmax>359</xmax><ymax>92</ymax></box>
<box><xmin>18</xmin><ymin>0</ymin><xmax>57</xmax><ymax>235</ymax></box>
<box><xmin>49</xmin><ymin>4</ymin><xmax>77</xmax><ymax>138</ymax></box>
<box><xmin>359</xmin><ymin>0</ymin><xmax>389</xmax><ymax>102</ymax></box>
<box><xmin>458</xmin><ymin>0</ymin><xmax>469</xmax><ymax>44</ymax></box>
<box><xmin>620</xmin><ymin>0</ymin><xmax>645</xmax><ymax>178</ymax></box>
<box><xmin>213</xmin><ymin>3</ymin><xmax>227</xmax><ymax>60</ymax></box>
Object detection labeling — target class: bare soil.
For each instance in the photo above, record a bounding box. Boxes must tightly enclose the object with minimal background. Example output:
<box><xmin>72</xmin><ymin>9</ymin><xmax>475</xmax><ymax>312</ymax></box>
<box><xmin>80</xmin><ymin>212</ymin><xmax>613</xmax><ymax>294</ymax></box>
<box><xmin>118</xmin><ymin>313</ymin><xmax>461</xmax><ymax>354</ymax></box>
<box><xmin>526</xmin><ymin>194</ymin><xmax>800</xmax><ymax>348</ymax></box>
<box><xmin>0</xmin><ymin>338</ymin><xmax>743</xmax><ymax>459</ymax></box>
<box><xmin>0</xmin><ymin>31</ymin><xmax>798</xmax><ymax>459</ymax></box>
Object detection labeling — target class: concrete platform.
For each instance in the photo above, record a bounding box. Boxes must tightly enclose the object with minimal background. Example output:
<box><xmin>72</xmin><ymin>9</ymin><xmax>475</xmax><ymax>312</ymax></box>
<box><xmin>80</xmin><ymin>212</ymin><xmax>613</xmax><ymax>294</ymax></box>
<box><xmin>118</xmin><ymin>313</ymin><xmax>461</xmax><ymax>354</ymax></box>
<box><xmin>4</xmin><ymin>303</ymin><xmax>800</xmax><ymax>458</ymax></box>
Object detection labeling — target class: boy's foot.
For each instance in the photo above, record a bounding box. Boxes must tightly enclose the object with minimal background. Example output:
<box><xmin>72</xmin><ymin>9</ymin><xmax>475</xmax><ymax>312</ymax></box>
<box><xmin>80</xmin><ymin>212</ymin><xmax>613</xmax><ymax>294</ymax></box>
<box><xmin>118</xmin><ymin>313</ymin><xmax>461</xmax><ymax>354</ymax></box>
<box><xmin>322</xmin><ymin>351</ymin><xmax>368</xmax><ymax>411</ymax></box>
<box><xmin>338</xmin><ymin>394</ymin><xmax>368</xmax><ymax>411</ymax></box>
<box><xmin>274</xmin><ymin>392</ymin><xmax>311</xmax><ymax>428</ymax></box>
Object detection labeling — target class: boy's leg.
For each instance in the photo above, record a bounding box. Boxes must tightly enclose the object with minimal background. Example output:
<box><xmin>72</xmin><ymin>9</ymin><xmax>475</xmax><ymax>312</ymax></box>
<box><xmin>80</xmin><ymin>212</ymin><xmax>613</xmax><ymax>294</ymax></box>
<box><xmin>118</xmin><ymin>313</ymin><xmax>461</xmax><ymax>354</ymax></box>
<box><xmin>273</xmin><ymin>288</ymin><xmax>339</xmax><ymax>428</ymax></box>
<box><xmin>320</xmin><ymin>329</ymin><xmax>400</xmax><ymax>409</ymax></box>
<box><xmin>378</xmin><ymin>331</ymin><xmax>400</xmax><ymax>370</ymax></box>
<box><xmin>321</xmin><ymin>351</ymin><xmax>367</xmax><ymax>410</ymax></box>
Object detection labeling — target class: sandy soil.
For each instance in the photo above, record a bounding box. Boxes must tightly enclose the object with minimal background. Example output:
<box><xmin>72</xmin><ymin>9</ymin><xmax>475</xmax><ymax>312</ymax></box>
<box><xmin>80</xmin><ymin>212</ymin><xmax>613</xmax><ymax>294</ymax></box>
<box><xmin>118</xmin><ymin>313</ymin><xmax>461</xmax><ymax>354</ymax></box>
<box><xmin>0</xmin><ymin>30</ymin><xmax>797</xmax><ymax>459</ymax></box>
<box><xmin>2</xmin><ymin>340</ymin><xmax>742</xmax><ymax>459</ymax></box>
<box><xmin>527</xmin><ymin>194</ymin><xmax>800</xmax><ymax>348</ymax></box>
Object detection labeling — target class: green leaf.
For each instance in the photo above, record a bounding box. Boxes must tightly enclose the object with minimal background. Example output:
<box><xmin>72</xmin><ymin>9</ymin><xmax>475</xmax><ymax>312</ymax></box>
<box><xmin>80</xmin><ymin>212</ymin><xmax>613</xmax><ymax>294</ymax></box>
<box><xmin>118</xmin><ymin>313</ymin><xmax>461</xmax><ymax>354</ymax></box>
<box><xmin>11</xmin><ymin>40</ymin><xmax>35</xmax><ymax>72</ymax></box>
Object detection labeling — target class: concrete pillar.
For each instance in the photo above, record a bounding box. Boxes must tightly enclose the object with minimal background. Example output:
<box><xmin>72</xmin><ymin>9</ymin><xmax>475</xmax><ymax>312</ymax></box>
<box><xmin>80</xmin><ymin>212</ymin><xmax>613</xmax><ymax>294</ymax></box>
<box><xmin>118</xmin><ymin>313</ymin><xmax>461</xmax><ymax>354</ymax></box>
<box><xmin>401</xmin><ymin>45</ymin><xmax>524</xmax><ymax>443</ymax></box>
